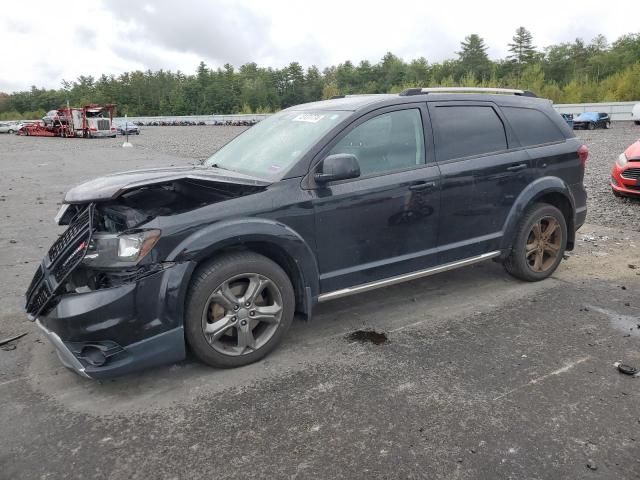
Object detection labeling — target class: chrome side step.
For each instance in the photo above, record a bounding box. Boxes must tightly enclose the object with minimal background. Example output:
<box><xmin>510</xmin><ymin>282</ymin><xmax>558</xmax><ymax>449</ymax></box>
<box><xmin>317</xmin><ymin>251</ymin><xmax>501</xmax><ymax>302</ymax></box>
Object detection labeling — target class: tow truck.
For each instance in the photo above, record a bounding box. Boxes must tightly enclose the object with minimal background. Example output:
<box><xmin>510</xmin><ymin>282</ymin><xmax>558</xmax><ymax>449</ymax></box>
<box><xmin>18</xmin><ymin>104</ymin><xmax>117</xmax><ymax>138</ymax></box>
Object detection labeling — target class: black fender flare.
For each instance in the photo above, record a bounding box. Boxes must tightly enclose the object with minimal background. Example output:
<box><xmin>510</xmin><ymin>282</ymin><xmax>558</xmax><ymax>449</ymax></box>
<box><xmin>499</xmin><ymin>176</ymin><xmax>576</xmax><ymax>257</ymax></box>
<box><xmin>167</xmin><ymin>218</ymin><xmax>320</xmax><ymax>316</ymax></box>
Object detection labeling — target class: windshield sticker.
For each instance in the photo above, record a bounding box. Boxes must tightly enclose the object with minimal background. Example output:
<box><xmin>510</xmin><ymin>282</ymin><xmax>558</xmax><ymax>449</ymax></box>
<box><xmin>293</xmin><ymin>113</ymin><xmax>325</xmax><ymax>123</ymax></box>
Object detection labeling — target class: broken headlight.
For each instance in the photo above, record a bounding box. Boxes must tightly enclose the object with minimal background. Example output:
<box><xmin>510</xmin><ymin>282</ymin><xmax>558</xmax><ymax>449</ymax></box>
<box><xmin>83</xmin><ymin>229</ymin><xmax>161</xmax><ymax>268</ymax></box>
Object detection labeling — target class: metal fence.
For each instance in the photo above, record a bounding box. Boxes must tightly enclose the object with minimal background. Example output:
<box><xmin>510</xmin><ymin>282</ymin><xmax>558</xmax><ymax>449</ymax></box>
<box><xmin>553</xmin><ymin>101</ymin><xmax>638</xmax><ymax>121</ymax></box>
<box><xmin>113</xmin><ymin>113</ymin><xmax>271</xmax><ymax>125</ymax></box>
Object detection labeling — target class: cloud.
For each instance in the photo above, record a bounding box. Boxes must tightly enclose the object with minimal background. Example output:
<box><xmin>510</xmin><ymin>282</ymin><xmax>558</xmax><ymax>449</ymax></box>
<box><xmin>0</xmin><ymin>78</ymin><xmax>28</xmax><ymax>93</ymax></box>
<box><xmin>1</xmin><ymin>0</ymin><xmax>639</xmax><ymax>93</ymax></box>
<box><xmin>5</xmin><ymin>19</ymin><xmax>30</xmax><ymax>34</ymax></box>
<box><xmin>103</xmin><ymin>0</ymin><xmax>273</xmax><ymax>67</ymax></box>
<box><xmin>111</xmin><ymin>45</ymin><xmax>166</xmax><ymax>71</ymax></box>
<box><xmin>74</xmin><ymin>26</ymin><xmax>98</xmax><ymax>49</ymax></box>
<box><xmin>34</xmin><ymin>62</ymin><xmax>64</xmax><ymax>83</ymax></box>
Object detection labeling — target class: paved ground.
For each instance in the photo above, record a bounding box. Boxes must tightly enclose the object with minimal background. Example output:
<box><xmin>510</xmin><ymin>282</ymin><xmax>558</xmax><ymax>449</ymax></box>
<box><xmin>1</xmin><ymin>127</ymin><xmax>639</xmax><ymax>479</ymax></box>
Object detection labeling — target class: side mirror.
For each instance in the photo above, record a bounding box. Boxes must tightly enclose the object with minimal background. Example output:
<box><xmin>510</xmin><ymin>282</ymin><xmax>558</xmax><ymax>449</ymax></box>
<box><xmin>314</xmin><ymin>154</ymin><xmax>360</xmax><ymax>184</ymax></box>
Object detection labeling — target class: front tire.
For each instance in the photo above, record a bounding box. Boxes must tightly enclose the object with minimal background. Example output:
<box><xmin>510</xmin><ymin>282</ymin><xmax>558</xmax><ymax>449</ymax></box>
<box><xmin>185</xmin><ymin>252</ymin><xmax>295</xmax><ymax>368</ymax></box>
<box><xmin>504</xmin><ymin>203</ymin><xmax>567</xmax><ymax>282</ymax></box>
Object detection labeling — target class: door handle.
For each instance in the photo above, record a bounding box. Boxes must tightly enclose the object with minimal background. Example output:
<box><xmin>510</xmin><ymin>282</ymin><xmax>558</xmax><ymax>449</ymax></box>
<box><xmin>409</xmin><ymin>181</ymin><xmax>437</xmax><ymax>191</ymax></box>
<box><xmin>506</xmin><ymin>163</ymin><xmax>527</xmax><ymax>172</ymax></box>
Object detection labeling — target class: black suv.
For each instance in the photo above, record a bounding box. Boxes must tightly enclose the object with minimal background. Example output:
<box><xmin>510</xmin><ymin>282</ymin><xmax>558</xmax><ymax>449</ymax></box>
<box><xmin>26</xmin><ymin>87</ymin><xmax>588</xmax><ymax>379</ymax></box>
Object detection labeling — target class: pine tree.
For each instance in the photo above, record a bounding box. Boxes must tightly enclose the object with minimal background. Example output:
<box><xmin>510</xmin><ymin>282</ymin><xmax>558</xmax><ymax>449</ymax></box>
<box><xmin>457</xmin><ymin>34</ymin><xmax>491</xmax><ymax>80</ymax></box>
<box><xmin>508</xmin><ymin>27</ymin><xmax>537</xmax><ymax>65</ymax></box>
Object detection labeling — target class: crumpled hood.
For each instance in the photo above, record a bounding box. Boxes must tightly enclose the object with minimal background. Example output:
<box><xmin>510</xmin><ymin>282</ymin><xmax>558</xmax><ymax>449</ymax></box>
<box><xmin>64</xmin><ymin>165</ymin><xmax>270</xmax><ymax>203</ymax></box>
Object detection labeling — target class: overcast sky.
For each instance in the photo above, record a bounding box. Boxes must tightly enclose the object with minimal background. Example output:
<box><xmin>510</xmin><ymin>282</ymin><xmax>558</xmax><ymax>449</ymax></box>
<box><xmin>1</xmin><ymin>0</ymin><xmax>638</xmax><ymax>93</ymax></box>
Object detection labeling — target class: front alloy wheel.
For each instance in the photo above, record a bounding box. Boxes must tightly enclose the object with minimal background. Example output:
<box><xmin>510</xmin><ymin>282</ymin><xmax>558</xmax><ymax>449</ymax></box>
<box><xmin>202</xmin><ymin>273</ymin><xmax>283</xmax><ymax>356</ymax></box>
<box><xmin>185</xmin><ymin>252</ymin><xmax>295</xmax><ymax>368</ymax></box>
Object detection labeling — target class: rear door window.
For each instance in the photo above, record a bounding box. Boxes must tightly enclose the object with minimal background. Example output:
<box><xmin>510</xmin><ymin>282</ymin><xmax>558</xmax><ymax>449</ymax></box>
<box><xmin>431</xmin><ymin>105</ymin><xmax>507</xmax><ymax>161</ymax></box>
<box><xmin>502</xmin><ymin>106</ymin><xmax>565</xmax><ymax>147</ymax></box>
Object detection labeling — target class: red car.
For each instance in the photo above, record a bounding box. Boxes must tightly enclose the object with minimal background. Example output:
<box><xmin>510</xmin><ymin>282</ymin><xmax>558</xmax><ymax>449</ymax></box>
<box><xmin>611</xmin><ymin>140</ymin><xmax>640</xmax><ymax>197</ymax></box>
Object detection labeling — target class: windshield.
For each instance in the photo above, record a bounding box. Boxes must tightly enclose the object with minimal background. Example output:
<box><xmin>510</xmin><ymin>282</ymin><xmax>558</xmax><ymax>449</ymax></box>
<box><xmin>205</xmin><ymin>110</ymin><xmax>350</xmax><ymax>179</ymax></box>
<box><xmin>86</xmin><ymin>110</ymin><xmax>108</xmax><ymax>118</ymax></box>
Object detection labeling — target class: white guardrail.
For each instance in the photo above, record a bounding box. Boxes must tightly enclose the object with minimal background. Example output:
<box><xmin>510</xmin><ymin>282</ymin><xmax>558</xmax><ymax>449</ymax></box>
<box><xmin>114</xmin><ymin>102</ymin><xmax>639</xmax><ymax>124</ymax></box>
<box><xmin>113</xmin><ymin>113</ymin><xmax>271</xmax><ymax>124</ymax></box>
<box><xmin>553</xmin><ymin>101</ymin><xmax>638</xmax><ymax>121</ymax></box>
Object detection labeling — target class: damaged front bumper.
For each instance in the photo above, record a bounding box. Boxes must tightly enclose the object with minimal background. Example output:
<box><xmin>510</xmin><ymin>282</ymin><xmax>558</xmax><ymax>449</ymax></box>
<box><xmin>25</xmin><ymin>203</ymin><xmax>193</xmax><ymax>379</ymax></box>
<box><xmin>35</xmin><ymin>319</ymin><xmax>90</xmax><ymax>378</ymax></box>
<box><xmin>34</xmin><ymin>263</ymin><xmax>190</xmax><ymax>379</ymax></box>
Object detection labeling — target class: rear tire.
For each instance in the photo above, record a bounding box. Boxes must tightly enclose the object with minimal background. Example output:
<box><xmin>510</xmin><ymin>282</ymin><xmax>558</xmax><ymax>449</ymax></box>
<box><xmin>185</xmin><ymin>251</ymin><xmax>295</xmax><ymax>368</ymax></box>
<box><xmin>504</xmin><ymin>203</ymin><xmax>567</xmax><ymax>282</ymax></box>
<box><xmin>587</xmin><ymin>122</ymin><xmax>595</xmax><ymax>130</ymax></box>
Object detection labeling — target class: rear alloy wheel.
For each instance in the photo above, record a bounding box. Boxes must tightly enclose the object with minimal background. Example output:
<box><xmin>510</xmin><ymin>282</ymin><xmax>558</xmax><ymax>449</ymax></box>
<box><xmin>504</xmin><ymin>203</ymin><xmax>567</xmax><ymax>282</ymax></box>
<box><xmin>185</xmin><ymin>252</ymin><xmax>295</xmax><ymax>368</ymax></box>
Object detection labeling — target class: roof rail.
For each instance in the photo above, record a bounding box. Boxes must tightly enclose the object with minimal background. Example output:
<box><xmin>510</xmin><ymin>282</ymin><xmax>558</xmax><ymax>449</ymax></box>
<box><xmin>399</xmin><ymin>87</ymin><xmax>537</xmax><ymax>98</ymax></box>
<box><xmin>331</xmin><ymin>94</ymin><xmax>387</xmax><ymax>99</ymax></box>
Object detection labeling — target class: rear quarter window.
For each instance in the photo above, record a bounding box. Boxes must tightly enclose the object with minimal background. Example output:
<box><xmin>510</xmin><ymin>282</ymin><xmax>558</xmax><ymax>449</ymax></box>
<box><xmin>502</xmin><ymin>106</ymin><xmax>565</xmax><ymax>147</ymax></box>
<box><xmin>431</xmin><ymin>105</ymin><xmax>507</xmax><ymax>161</ymax></box>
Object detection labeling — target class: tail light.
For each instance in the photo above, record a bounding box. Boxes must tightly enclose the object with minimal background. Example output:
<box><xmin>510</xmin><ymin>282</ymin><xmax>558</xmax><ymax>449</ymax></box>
<box><xmin>89</xmin><ymin>127</ymin><xmax>97</xmax><ymax>131</ymax></box>
<box><xmin>577</xmin><ymin>145</ymin><xmax>589</xmax><ymax>168</ymax></box>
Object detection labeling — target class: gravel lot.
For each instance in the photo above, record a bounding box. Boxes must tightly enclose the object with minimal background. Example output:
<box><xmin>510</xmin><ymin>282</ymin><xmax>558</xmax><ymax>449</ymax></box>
<box><xmin>0</xmin><ymin>125</ymin><xmax>639</xmax><ymax>479</ymax></box>
<box><xmin>117</xmin><ymin>125</ymin><xmax>248</xmax><ymax>160</ymax></box>
<box><xmin>576</xmin><ymin>122</ymin><xmax>640</xmax><ymax>228</ymax></box>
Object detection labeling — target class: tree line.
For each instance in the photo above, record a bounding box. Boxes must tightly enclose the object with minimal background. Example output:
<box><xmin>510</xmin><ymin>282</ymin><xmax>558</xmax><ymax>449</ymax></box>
<box><xmin>1</xmin><ymin>28</ymin><xmax>639</xmax><ymax>120</ymax></box>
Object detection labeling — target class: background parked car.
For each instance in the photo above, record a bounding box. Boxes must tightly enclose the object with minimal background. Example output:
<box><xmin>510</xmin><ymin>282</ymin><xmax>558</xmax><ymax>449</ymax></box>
<box><xmin>611</xmin><ymin>139</ymin><xmax>640</xmax><ymax>198</ymax></box>
<box><xmin>573</xmin><ymin>112</ymin><xmax>611</xmax><ymax>130</ymax></box>
<box><xmin>0</xmin><ymin>122</ymin><xmax>21</xmax><ymax>133</ymax></box>
<box><xmin>116</xmin><ymin>122</ymin><xmax>140</xmax><ymax>135</ymax></box>
<box><xmin>560</xmin><ymin>113</ymin><xmax>574</xmax><ymax>128</ymax></box>
<box><xmin>632</xmin><ymin>103</ymin><xmax>640</xmax><ymax>126</ymax></box>
<box><xmin>42</xmin><ymin>110</ymin><xmax>68</xmax><ymax>126</ymax></box>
